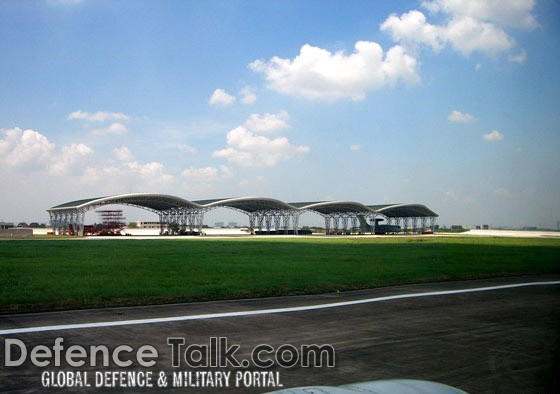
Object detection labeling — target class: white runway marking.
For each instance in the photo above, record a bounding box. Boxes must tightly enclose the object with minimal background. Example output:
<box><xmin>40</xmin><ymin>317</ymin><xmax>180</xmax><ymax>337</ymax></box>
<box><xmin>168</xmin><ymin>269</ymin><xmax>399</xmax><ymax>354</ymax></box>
<box><xmin>1</xmin><ymin>281</ymin><xmax>559</xmax><ymax>335</ymax></box>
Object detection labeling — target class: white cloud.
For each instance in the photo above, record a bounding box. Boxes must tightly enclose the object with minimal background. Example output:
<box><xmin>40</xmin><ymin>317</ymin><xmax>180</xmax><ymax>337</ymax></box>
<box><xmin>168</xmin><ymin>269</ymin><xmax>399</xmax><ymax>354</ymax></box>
<box><xmin>448</xmin><ymin>110</ymin><xmax>475</xmax><ymax>123</ymax></box>
<box><xmin>350</xmin><ymin>144</ymin><xmax>362</xmax><ymax>151</ymax></box>
<box><xmin>0</xmin><ymin>128</ymin><xmax>55</xmax><ymax>170</ymax></box>
<box><xmin>67</xmin><ymin>110</ymin><xmax>130</xmax><ymax>123</ymax></box>
<box><xmin>91</xmin><ymin>122</ymin><xmax>128</xmax><ymax>136</ymax></box>
<box><xmin>421</xmin><ymin>0</ymin><xmax>538</xmax><ymax>29</ymax></box>
<box><xmin>381</xmin><ymin>10</ymin><xmax>445</xmax><ymax>52</ymax></box>
<box><xmin>0</xmin><ymin>128</ymin><xmax>94</xmax><ymax>178</ymax></box>
<box><xmin>483</xmin><ymin>129</ymin><xmax>504</xmax><ymax>142</ymax></box>
<box><xmin>445</xmin><ymin>16</ymin><xmax>515</xmax><ymax>56</ymax></box>
<box><xmin>250</xmin><ymin>41</ymin><xmax>419</xmax><ymax>101</ymax></box>
<box><xmin>208</xmin><ymin>89</ymin><xmax>236</xmax><ymax>106</ymax></box>
<box><xmin>181</xmin><ymin>165</ymin><xmax>233</xmax><ymax>183</ymax></box>
<box><xmin>100</xmin><ymin>146</ymin><xmax>175</xmax><ymax>186</ymax></box>
<box><xmin>508</xmin><ymin>50</ymin><xmax>527</xmax><ymax>64</ymax></box>
<box><xmin>240</xmin><ymin>87</ymin><xmax>257</xmax><ymax>104</ymax></box>
<box><xmin>113</xmin><ymin>146</ymin><xmax>134</xmax><ymax>162</ymax></box>
<box><xmin>49</xmin><ymin>143</ymin><xmax>93</xmax><ymax>175</ymax></box>
<box><xmin>177</xmin><ymin>144</ymin><xmax>197</xmax><ymax>154</ymax></box>
<box><xmin>381</xmin><ymin>11</ymin><xmax>515</xmax><ymax>57</ymax></box>
<box><xmin>80</xmin><ymin>159</ymin><xmax>175</xmax><ymax>191</ymax></box>
<box><xmin>0</xmin><ymin>127</ymin><xmax>176</xmax><ymax>199</ymax></box>
<box><xmin>213</xmin><ymin>126</ymin><xmax>309</xmax><ymax>167</ymax></box>
<box><xmin>244</xmin><ymin>111</ymin><xmax>290</xmax><ymax>133</ymax></box>
<box><xmin>126</xmin><ymin>161</ymin><xmax>172</xmax><ymax>180</ymax></box>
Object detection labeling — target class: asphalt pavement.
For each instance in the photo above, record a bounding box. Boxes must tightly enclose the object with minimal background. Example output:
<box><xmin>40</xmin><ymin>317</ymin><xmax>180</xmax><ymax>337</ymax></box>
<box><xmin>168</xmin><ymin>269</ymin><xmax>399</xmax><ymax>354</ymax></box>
<box><xmin>1</xmin><ymin>275</ymin><xmax>559</xmax><ymax>394</ymax></box>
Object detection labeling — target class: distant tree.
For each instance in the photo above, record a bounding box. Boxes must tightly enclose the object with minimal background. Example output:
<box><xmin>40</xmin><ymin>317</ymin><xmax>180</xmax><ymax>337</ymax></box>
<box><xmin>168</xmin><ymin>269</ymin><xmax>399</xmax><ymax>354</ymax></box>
<box><xmin>127</xmin><ymin>221</ymin><xmax>139</xmax><ymax>229</ymax></box>
<box><xmin>168</xmin><ymin>222</ymin><xmax>179</xmax><ymax>235</ymax></box>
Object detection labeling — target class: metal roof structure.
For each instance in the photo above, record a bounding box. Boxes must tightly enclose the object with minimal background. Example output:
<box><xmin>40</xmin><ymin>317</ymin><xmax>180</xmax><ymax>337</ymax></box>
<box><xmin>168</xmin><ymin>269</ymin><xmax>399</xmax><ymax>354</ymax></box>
<box><xmin>202</xmin><ymin>197</ymin><xmax>295</xmax><ymax>213</ymax></box>
<box><xmin>373</xmin><ymin>203</ymin><xmax>438</xmax><ymax>218</ymax></box>
<box><xmin>49</xmin><ymin>193</ymin><xmax>200</xmax><ymax>213</ymax></box>
<box><xmin>299</xmin><ymin>201</ymin><xmax>373</xmax><ymax>215</ymax></box>
<box><xmin>47</xmin><ymin>193</ymin><xmax>438</xmax><ymax>236</ymax></box>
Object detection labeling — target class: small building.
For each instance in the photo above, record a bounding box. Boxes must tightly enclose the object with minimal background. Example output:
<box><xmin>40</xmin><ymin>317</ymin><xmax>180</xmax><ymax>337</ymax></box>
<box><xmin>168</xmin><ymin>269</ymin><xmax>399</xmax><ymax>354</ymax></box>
<box><xmin>0</xmin><ymin>221</ymin><xmax>14</xmax><ymax>229</ymax></box>
<box><xmin>136</xmin><ymin>221</ymin><xmax>163</xmax><ymax>229</ymax></box>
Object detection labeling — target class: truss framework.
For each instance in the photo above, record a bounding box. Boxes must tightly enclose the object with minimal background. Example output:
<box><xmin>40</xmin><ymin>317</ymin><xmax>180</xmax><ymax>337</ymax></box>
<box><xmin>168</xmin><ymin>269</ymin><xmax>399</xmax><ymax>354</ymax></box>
<box><xmin>47</xmin><ymin>194</ymin><xmax>438</xmax><ymax>236</ymax></box>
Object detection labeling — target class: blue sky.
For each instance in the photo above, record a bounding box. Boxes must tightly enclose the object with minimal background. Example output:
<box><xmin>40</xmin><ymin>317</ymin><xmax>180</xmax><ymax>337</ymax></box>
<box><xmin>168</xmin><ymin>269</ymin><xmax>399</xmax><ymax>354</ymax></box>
<box><xmin>1</xmin><ymin>0</ymin><xmax>559</xmax><ymax>228</ymax></box>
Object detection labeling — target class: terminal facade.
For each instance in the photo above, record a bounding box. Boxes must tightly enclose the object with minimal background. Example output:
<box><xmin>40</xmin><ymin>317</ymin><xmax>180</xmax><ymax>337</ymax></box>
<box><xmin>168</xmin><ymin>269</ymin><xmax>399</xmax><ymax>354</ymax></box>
<box><xmin>47</xmin><ymin>193</ymin><xmax>438</xmax><ymax>236</ymax></box>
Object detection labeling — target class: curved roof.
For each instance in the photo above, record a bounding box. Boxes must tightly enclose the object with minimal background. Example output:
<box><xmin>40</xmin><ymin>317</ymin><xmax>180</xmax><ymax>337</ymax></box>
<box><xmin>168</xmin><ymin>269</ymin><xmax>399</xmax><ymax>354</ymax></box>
<box><xmin>48</xmin><ymin>194</ymin><xmax>438</xmax><ymax>218</ymax></box>
<box><xmin>48</xmin><ymin>193</ymin><xmax>200</xmax><ymax>213</ymax></box>
<box><xmin>298</xmin><ymin>201</ymin><xmax>372</xmax><ymax>215</ymax></box>
<box><xmin>374</xmin><ymin>203</ymin><xmax>438</xmax><ymax>218</ymax></box>
<box><xmin>202</xmin><ymin>197</ymin><xmax>295</xmax><ymax>213</ymax></box>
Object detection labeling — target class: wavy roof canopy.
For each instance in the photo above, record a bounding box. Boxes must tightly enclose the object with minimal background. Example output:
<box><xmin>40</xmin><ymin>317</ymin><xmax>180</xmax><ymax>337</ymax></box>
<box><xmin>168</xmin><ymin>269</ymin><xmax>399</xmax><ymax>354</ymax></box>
<box><xmin>374</xmin><ymin>203</ymin><xmax>438</xmax><ymax>218</ymax></box>
<box><xmin>297</xmin><ymin>201</ymin><xmax>372</xmax><ymax>215</ymax></box>
<box><xmin>201</xmin><ymin>197</ymin><xmax>295</xmax><ymax>213</ymax></box>
<box><xmin>48</xmin><ymin>193</ymin><xmax>201</xmax><ymax>213</ymax></box>
<box><xmin>48</xmin><ymin>194</ymin><xmax>438</xmax><ymax>217</ymax></box>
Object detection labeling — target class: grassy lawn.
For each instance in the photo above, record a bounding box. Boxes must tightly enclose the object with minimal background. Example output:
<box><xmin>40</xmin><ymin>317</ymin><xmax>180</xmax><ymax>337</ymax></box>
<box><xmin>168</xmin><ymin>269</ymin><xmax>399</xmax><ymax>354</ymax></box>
<box><xmin>1</xmin><ymin>236</ymin><xmax>559</xmax><ymax>313</ymax></box>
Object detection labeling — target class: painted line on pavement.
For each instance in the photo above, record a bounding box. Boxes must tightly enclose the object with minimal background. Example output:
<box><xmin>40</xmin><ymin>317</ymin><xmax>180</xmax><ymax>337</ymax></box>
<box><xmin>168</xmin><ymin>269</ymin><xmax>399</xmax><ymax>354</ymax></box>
<box><xmin>1</xmin><ymin>281</ymin><xmax>559</xmax><ymax>335</ymax></box>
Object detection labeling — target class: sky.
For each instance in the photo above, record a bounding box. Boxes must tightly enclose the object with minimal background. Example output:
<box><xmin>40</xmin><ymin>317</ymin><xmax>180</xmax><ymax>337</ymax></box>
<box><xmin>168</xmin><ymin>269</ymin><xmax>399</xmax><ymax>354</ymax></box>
<box><xmin>1</xmin><ymin>0</ymin><xmax>559</xmax><ymax>229</ymax></box>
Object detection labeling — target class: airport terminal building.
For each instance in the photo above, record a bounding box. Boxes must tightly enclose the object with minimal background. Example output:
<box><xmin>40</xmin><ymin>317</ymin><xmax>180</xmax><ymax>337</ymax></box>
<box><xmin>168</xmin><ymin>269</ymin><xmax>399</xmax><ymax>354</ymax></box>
<box><xmin>47</xmin><ymin>193</ymin><xmax>438</xmax><ymax>236</ymax></box>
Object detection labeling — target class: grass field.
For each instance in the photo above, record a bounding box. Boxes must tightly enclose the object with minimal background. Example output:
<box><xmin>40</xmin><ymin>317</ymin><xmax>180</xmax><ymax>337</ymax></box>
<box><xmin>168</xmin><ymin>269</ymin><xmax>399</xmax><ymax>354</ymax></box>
<box><xmin>1</xmin><ymin>236</ymin><xmax>559</xmax><ymax>313</ymax></box>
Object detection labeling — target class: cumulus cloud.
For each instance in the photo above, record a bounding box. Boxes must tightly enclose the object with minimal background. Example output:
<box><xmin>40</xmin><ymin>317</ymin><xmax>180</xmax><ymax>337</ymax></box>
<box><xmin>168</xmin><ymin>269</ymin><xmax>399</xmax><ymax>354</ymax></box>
<box><xmin>240</xmin><ymin>87</ymin><xmax>257</xmax><ymax>104</ymax></box>
<box><xmin>381</xmin><ymin>10</ymin><xmax>445</xmax><ymax>52</ymax></box>
<box><xmin>213</xmin><ymin>126</ymin><xmax>309</xmax><ymax>167</ymax></box>
<box><xmin>508</xmin><ymin>50</ymin><xmax>527</xmax><ymax>64</ymax></box>
<box><xmin>49</xmin><ymin>143</ymin><xmax>93</xmax><ymax>175</ymax></box>
<box><xmin>126</xmin><ymin>161</ymin><xmax>172</xmax><ymax>179</ymax></box>
<box><xmin>213</xmin><ymin>111</ymin><xmax>308</xmax><ymax>167</ymax></box>
<box><xmin>0</xmin><ymin>127</ymin><xmax>95</xmax><ymax>176</ymax></box>
<box><xmin>381</xmin><ymin>11</ymin><xmax>514</xmax><ymax>57</ymax></box>
<box><xmin>113</xmin><ymin>146</ymin><xmax>134</xmax><ymax>162</ymax></box>
<box><xmin>243</xmin><ymin>111</ymin><xmax>290</xmax><ymax>133</ymax></box>
<box><xmin>382</xmin><ymin>0</ymin><xmax>537</xmax><ymax>60</ymax></box>
<box><xmin>421</xmin><ymin>0</ymin><xmax>538</xmax><ymax>29</ymax></box>
<box><xmin>483</xmin><ymin>129</ymin><xmax>504</xmax><ymax>142</ymax></box>
<box><xmin>91</xmin><ymin>122</ymin><xmax>128</xmax><ymax>136</ymax></box>
<box><xmin>0</xmin><ymin>128</ymin><xmax>55</xmax><ymax>169</ymax></box>
<box><xmin>249</xmin><ymin>41</ymin><xmax>419</xmax><ymax>101</ymax></box>
<box><xmin>177</xmin><ymin>144</ymin><xmax>197</xmax><ymax>154</ymax></box>
<box><xmin>448</xmin><ymin>110</ymin><xmax>475</xmax><ymax>123</ymax></box>
<box><xmin>99</xmin><ymin>146</ymin><xmax>175</xmax><ymax>186</ymax></box>
<box><xmin>208</xmin><ymin>89</ymin><xmax>236</xmax><ymax>106</ymax></box>
<box><xmin>181</xmin><ymin>165</ymin><xmax>233</xmax><ymax>183</ymax></box>
<box><xmin>0</xmin><ymin>126</ymin><xmax>176</xmax><ymax>199</ymax></box>
<box><xmin>67</xmin><ymin>110</ymin><xmax>130</xmax><ymax>122</ymax></box>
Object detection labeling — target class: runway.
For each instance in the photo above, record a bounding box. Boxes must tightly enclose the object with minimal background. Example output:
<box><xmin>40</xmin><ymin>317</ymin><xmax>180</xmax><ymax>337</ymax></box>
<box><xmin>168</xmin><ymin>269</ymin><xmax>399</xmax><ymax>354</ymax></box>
<box><xmin>1</xmin><ymin>275</ymin><xmax>559</xmax><ymax>393</ymax></box>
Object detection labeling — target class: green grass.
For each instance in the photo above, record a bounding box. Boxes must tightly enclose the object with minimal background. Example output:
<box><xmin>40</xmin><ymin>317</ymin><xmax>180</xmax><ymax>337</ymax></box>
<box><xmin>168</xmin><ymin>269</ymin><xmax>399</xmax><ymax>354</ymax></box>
<box><xmin>1</xmin><ymin>236</ymin><xmax>559</xmax><ymax>313</ymax></box>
